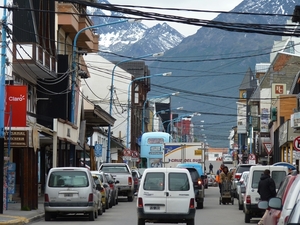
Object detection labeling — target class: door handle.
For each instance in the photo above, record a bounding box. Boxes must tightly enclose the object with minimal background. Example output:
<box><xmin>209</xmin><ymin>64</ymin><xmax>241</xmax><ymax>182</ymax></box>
<box><xmin>165</xmin><ymin>192</ymin><xmax>169</xmax><ymax>196</ymax></box>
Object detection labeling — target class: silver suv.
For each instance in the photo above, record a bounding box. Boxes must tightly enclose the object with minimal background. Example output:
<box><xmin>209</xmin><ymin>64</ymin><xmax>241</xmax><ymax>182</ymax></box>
<box><xmin>232</xmin><ymin>164</ymin><xmax>255</xmax><ymax>198</ymax></box>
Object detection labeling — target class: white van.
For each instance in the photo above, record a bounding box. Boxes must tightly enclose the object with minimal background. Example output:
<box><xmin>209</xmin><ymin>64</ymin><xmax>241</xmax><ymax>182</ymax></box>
<box><xmin>243</xmin><ymin>165</ymin><xmax>288</xmax><ymax>223</ymax></box>
<box><xmin>137</xmin><ymin>168</ymin><xmax>196</xmax><ymax>225</ymax></box>
<box><xmin>44</xmin><ymin>167</ymin><xmax>101</xmax><ymax>221</ymax></box>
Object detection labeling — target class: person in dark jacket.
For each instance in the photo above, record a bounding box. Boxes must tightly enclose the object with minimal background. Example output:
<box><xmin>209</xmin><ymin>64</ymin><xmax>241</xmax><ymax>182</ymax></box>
<box><xmin>257</xmin><ymin>169</ymin><xmax>276</xmax><ymax>201</ymax></box>
<box><xmin>257</xmin><ymin>170</ymin><xmax>277</xmax><ymax>225</ymax></box>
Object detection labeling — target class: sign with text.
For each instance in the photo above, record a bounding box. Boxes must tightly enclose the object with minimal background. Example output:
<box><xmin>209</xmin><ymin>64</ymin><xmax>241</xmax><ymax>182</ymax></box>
<box><xmin>5</xmin><ymin>86</ymin><xmax>27</xmax><ymax>127</ymax></box>
<box><xmin>4</xmin><ymin>130</ymin><xmax>28</xmax><ymax>147</ymax></box>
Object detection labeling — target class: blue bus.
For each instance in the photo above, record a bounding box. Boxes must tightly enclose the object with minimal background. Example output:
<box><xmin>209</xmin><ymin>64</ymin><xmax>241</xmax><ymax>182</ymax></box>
<box><xmin>140</xmin><ymin>132</ymin><xmax>172</xmax><ymax>168</ymax></box>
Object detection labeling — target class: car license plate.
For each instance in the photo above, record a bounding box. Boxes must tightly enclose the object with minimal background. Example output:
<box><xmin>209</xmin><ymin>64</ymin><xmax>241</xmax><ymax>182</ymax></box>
<box><xmin>150</xmin><ymin>206</ymin><xmax>160</xmax><ymax>210</ymax></box>
<box><xmin>64</xmin><ymin>193</ymin><xmax>73</xmax><ymax>197</ymax></box>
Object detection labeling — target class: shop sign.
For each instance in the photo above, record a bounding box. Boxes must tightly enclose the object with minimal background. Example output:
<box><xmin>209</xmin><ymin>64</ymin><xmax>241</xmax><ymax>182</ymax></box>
<box><xmin>4</xmin><ymin>130</ymin><xmax>28</xmax><ymax>147</ymax></box>
<box><xmin>5</xmin><ymin>86</ymin><xmax>27</xmax><ymax>127</ymax></box>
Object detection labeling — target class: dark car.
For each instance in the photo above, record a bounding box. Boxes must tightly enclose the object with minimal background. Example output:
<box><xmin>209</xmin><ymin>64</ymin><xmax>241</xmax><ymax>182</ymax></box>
<box><xmin>104</xmin><ymin>172</ymin><xmax>119</xmax><ymax>207</ymax></box>
<box><xmin>131</xmin><ymin>169</ymin><xmax>142</xmax><ymax>194</ymax></box>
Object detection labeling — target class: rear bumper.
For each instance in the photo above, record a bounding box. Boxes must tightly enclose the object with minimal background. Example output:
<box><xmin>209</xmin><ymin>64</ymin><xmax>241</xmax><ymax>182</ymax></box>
<box><xmin>245</xmin><ymin>203</ymin><xmax>265</xmax><ymax>217</ymax></box>
<box><xmin>44</xmin><ymin>202</ymin><xmax>95</xmax><ymax>213</ymax></box>
<box><xmin>137</xmin><ymin>208</ymin><xmax>195</xmax><ymax>222</ymax></box>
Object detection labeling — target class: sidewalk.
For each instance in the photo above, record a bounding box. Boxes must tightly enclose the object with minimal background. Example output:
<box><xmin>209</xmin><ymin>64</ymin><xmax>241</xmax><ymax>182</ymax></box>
<box><xmin>0</xmin><ymin>199</ymin><xmax>44</xmax><ymax>225</ymax></box>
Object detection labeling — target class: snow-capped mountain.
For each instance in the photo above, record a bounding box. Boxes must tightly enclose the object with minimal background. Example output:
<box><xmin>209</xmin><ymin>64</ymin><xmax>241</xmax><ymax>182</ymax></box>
<box><xmin>89</xmin><ymin>0</ymin><xmax>185</xmax><ymax>59</ymax></box>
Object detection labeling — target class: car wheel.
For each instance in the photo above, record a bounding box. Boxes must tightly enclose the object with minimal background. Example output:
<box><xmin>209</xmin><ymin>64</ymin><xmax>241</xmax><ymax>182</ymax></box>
<box><xmin>138</xmin><ymin>218</ymin><xmax>145</xmax><ymax>225</ymax></box>
<box><xmin>98</xmin><ymin>201</ymin><xmax>103</xmax><ymax>215</ymax></box>
<box><xmin>95</xmin><ymin>209</ymin><xmax>98</xmax><ymax>219</ymax></box>
<box><xmin>187</xmin><ymin>218</ymin><xmax>195</xmax><ymax>225</ymax></box>
<box><xmin>89</xmin><ymin>211</ymin><xmax>95</xmax><ymax>221</ymax></box>
<box><xmin>128</xmin><ymin>195</ymin><xmax>133</xmax><ymax>202</ymax></box>
<box><xmin>245</xmin><ymin>213</ymin><xmax>251</xmax><ymax>223</ymax></box>
<box><xmin>102</xmin><ymin>203</ymin><xmax>106</xmax><ymax>213</ymax></box>
<box><xmin>45</xmin><ymin>212</ymin><xmax>51</xmax><ymax>221</ymax></box>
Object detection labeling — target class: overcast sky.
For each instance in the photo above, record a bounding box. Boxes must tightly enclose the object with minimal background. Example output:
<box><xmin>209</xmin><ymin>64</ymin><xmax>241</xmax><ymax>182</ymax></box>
<box><xmin>109</xmin><ymin>0</ymin><xmax>243</xmax><ymax>36</ymax></box>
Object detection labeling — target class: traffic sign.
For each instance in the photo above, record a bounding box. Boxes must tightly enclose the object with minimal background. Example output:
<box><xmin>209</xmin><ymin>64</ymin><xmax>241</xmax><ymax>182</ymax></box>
<box><xmin>263</xmin><ymin>143</ymin><xmax>272</xmax><ymax>155</ymax></box>
<box><xmin>94</xmin><ymin>144</ymin><xmax>102</xmax><ymax>157</ymax></box>
<box><xmin>293</xmin><ymin>136</ymin><xmax>300</xmax><ymax>152</ymax></box>
<box><xmin>248</xmin><ymin>154</ymin><xmax>256</xmax><ymax>165</ymax></box>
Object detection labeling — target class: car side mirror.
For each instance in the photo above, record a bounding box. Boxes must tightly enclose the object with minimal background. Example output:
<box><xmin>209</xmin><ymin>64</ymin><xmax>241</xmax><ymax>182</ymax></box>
<box><xmin>103</xmin><ymin>184</ymin><xmax>108</xmax><ymax>188</ymax></box>
<box><xmin>115</xmin><ymin>180</ymin><xmax>120</xmax><ymax>184</ymax></box>
<box><xmin>268</xmin><ymin>197</ymin><xmax>282</xmax><ymax>210</ymax></box>
<box><xmin>258</xmin><ymin>201</ymin><xmax>268</xmax><ymax>210</ymax></box>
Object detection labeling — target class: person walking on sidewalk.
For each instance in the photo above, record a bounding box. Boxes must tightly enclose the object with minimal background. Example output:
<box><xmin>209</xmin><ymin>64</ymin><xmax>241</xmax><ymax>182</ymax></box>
<box><xmin>257</xmin><ymin>169</ymin><xmax>276</xmax><ymax>225</ymax></box>
<box><xmin>209</xmin><ymin>163</ymin><xmax>213</xmax><ymax>174</ymax></box>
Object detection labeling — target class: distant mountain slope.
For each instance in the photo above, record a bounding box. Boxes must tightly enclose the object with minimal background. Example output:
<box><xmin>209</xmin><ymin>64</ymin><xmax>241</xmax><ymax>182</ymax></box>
<box><xmin>148</xmin><ymin>0</ymin><xmax>296</xmax><ymax>147</ymax></box>
<box><xmin>89</xmin><ymin>0</ymin><xmax>185</xmax><ymax>59</ymax></box>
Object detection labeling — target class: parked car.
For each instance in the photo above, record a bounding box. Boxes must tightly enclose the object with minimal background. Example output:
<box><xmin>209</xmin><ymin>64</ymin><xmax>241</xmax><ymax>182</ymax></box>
<box><xmin>137</xmin><ymin>168</ymin><xmax>196</xmax><ymax>225</ymax></box>
<box><xmin>91</xmin><ymin>171</ymin><xmax>112</xmax><ymax>212</ymax></box>
<box><xmin>207</xmin><ymin>174</ymin><xmax>216</xmax><ymax>186</ymax></box>
<box><xmin>243</xmin><ymin>165</ymin><xmax>288</xmax><ymax>223</ymax></box>
<box><xmin>44</xmin><ymin>167</ymin><xmax>101</xmax><ymax>221</ymax></box>
<box><xmin>92</xmin><ymin>175</ymin><xmax>105</xmax><ymax>214</ymax></box>
<box><xmin>92</xmin><ymin>171</ymin><xmax>112</xmax><ymax>209</ymax></box>
<box><xmin>99</xmin><ymin>163</ymin><xmax>134</xmax><ymax>202</ymax></box>
<box><xmin>267</xmin><ymin>174</ymin><xmax>300</xmax><ymax>225</ymax></box>
<box><xmin>237</xmin><ymin>171</ymin><xmax>249</xmax><ymax>210</ymax></box>
<box><xmin>258</xmin><ymin>172</ymin><xmax>298</xmax><ymax>225</ymax></box>
<box><xmin>285</xmin><ymin>198</ymin><xmax>300</xmax><ymax>225</ymax></box>
<box><xmin>104</xmin><ymin>172</ymin><xmax>119</xmax><ymax>207</ymax></box>
<box><xmin>232</xmin><ymin>164</ymin><xmax>256</xmax><ymax>198</ymax></box>
<box><xmin>132</xmin><ymin>169</ymin><xmax>142</xmax><ymax>194</ymax></box>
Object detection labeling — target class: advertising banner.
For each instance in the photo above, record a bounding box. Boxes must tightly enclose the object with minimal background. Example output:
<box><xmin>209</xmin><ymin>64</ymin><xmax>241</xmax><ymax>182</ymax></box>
<box><xmin>5</xmin><ymin>86</ymin><xmax>27</xmax><ymax>127</ymax></box>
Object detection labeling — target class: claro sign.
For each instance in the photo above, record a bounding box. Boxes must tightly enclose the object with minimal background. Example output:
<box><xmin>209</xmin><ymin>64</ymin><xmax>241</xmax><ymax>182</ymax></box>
<box><xmin>5</xmin><ymin>86</ymin><xmax>27</xmax><ymax>127</ymax></box>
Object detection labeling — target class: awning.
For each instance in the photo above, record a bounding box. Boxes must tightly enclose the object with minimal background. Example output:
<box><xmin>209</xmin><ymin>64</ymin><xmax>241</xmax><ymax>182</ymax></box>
<box><xmin>85</xmin><ymin>104</ymin><xmax>115</xmax><ymax>127</ymax></box>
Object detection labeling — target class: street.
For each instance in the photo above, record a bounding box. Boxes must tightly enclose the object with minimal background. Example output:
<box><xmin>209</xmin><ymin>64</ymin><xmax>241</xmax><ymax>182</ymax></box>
<box><xmin>30</xmin><ymin>185</ymin><xmax>261</xmax><ymax>225</ymax></box>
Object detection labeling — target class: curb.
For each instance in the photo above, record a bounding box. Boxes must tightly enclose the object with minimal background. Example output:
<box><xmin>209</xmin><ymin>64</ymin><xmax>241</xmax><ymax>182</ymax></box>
<box><xmin>28</xmin><ymin>213</ymin><xmax>44</xmax><ymax>224</ymax></box>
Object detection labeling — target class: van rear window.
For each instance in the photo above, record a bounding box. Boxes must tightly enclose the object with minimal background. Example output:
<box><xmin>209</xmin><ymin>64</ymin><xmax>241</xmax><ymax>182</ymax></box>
<box><xmin>143</xmin><ymin>172</ymin><xmax>165</xmax><ymax>191</ymax></box>
<box><xmin>48</xmin><ymin>171</ymin><xmax>89</xmax><ymax>187</ymax></box>
<box><xmin>168</xmin><ymin>173</ymin><xmax>190</xmax><ymax>191</ymax></box>
<box><xmin>101</xmin><ymin>166</ymin><xmax>129</xmax><ymax>173</ymax></box>
<box><xmin>252</xmin><ymin>170</ymin><xmax>287</xmax><ymax>189</ymax></box>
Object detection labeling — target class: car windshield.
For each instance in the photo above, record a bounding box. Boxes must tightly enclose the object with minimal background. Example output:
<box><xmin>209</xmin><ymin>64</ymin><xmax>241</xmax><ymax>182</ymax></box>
<box><xmin>101</xmin><ymin>166</ymin><xmax>129</xmax><ymax>173</ymax></box>
<box><xmin>49</xmin><ymin>171</ymin><xmax>89</xmax><ymax>187</ymax></box>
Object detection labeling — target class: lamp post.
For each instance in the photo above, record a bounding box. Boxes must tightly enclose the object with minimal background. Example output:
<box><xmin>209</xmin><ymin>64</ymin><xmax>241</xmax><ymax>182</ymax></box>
<box><xmin>152</xmin><ymin>107</ymin><xmax>183</xmax><ymax>131</ymax></box>
<box><xmin>107</xmin><ymin>52</ymin><xmax>163</xmax><ymax>162</ymax></box>
<box><xmin>141</xmin><ymin>91</ymin><xmax>179</xmax><ymax>134</ymax></box>
<box><xmin>70</xmin><ymin>19</ymin><xmax>134</xmax><ymax>166</ymax></box>
<box><xmin>126</xmin><ymin>72</ymin><xmax>172</xmax><ymax>149</ymax></box>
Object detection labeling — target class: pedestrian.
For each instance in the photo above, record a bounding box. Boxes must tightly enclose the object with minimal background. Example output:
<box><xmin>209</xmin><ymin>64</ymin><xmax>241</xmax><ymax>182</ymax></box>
<box><xmin>209</xmin><ymin>163</ymin><xmax>213</xmax><ymax>174</ymax></box>
<box><xmin>257</xmin><ymin>169</ymin><xmax>276</xmax><ymax>225</ymax></box>
<box><xmin>215</xmin><ymin>164</ymin><xmax>224</xmax><ymax>194</ymax></box>
<box><xmin>219</xmin><ymin>166</ymin><xmax>233</xmax><ymax>194</ymax></box>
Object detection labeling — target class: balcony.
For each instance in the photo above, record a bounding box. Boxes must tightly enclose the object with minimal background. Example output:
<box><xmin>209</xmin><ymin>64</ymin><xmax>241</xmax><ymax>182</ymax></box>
<box><xmin>57</xmin><ymin>3</ymin><xmax>99</xmax><ymax>53</ymax></box>
<box><xmin>12</xmin><ymin>42</ymin><xmax>57</xmax><ymax>83</ymax></box>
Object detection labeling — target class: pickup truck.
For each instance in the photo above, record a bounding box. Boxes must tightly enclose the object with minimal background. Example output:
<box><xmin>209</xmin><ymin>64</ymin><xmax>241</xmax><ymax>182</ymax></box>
<box><xmin>99</xmin><ymin>163</ymin><xmax>134</xmax><ymax>202</ymax></box>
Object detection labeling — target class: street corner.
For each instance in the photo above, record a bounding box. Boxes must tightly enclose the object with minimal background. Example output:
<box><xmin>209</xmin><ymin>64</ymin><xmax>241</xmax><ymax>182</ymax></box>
<box><xmin>0</xmin><ymin>215</ymin><xmax>29</xmax><ymax>225</ymax></box>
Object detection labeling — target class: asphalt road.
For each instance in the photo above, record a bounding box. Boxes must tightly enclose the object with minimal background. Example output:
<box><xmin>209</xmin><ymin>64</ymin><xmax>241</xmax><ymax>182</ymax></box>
<box><xmin>31</xmin><ymin>182</ymin><xmax>261</xmax><ymax>225</ymax></box>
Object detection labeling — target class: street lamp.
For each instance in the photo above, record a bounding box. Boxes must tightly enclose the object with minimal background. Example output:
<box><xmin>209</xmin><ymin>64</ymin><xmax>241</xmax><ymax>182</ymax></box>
<box><xmin>142</xmin><ymin>91</ymin><xmax>179</xmax><ymax>133</ymax></box>
<box><xmin>107</xmin><ymin>52</ymin><xmax>164</xmax><ymax>162</ymax></box>
<box><xmin>126</xmin><ymin>72</ymin><xmax>172</xmax><ymax>148</ymax></box>
<box><xmin>152</xmin><ymin>107</ymin><xmax>183</xmax><ymax>131</ymax></box>
<box><xmin>71</xmin><ymin>19</ymin><xmax>135</xmax><ymax>124</ymax></box>
<box><xmin>70</xmin><ymin>19</ymin><xmax>138</xmax><ymax>166</ymax></box>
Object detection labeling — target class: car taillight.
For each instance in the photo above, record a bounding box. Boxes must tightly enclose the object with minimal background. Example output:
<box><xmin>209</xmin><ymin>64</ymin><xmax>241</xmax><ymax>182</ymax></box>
<box><xmin>128</xmin><ymin>177</ymin><xmax>132</xmax><ymax>185</ymax></box>
<box><xmin>44</xmin><ymin>194</ymin><xmax>49</xmax><ymax>203</ymax></box>
<box><xmin>246</xmin><ymin>195</ymin><xmax>251</xmax><ymax>204</ymax></box>
<box><xmin>88</xmin><ymin>193</ymin><xmax>93</xmax><ymax>202</ymax></box>
<box><xmin>197</xmin><ymin>178</ymin><xmax>202</xmax><ymax>186</ymax></box>
<box><xmin>138</xmin><ymin>197</ymin><xmax>143</xmax><ymax>208</ymax></box>
<box><xmin>109</xmin><ymin>183</ymin><xmax>114</xmax><ymax>189</ymax></box>
<box><xmin>189</xmin><ymin>198</ymin><xmax>195</xmax><ymax>209</ymax></box>
<box><xmin>235</xmin><ymin>174</ymin><xmax>241</xmax><ymax>180</ymax></box>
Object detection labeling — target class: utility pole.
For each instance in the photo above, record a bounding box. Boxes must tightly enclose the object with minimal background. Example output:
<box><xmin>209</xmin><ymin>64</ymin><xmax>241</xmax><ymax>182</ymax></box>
<box><xmin>0</xmin><ymin>0</ymin><xmax>8</xmax><ymax>214</ymax></box>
